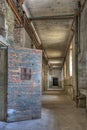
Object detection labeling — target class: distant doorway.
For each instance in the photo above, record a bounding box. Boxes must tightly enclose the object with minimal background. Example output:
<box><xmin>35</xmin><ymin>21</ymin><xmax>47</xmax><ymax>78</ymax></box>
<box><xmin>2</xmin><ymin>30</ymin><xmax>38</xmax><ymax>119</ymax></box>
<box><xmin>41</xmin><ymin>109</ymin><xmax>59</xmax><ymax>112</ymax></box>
<box><xmin>53</xmin><ymin>77</ymin><xmax>58</xmax><ymax>86</ymax></box>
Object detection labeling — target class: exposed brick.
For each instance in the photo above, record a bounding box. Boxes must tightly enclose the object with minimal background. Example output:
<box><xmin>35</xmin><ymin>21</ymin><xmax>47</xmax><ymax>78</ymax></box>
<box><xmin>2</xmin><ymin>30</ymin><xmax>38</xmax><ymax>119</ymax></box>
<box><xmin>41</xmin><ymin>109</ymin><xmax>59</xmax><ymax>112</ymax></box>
<box><xmin>7</xmin><ymin>47</ymin><xmax>42</xmax><ymax>122</ymax></box>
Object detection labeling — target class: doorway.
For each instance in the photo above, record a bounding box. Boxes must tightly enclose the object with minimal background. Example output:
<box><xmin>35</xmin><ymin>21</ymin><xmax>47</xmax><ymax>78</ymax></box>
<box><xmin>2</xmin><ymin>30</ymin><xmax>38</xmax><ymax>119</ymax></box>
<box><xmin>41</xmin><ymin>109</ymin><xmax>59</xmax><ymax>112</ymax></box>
<box><xmin>0</xmin><ymin>41</ymin><xmax>7</xmax><ymax>121</ymax></box>
<box><xmin>53</xmin><ymin>77</ymin><xmax>59</xmax><ymax>86</ymax></box>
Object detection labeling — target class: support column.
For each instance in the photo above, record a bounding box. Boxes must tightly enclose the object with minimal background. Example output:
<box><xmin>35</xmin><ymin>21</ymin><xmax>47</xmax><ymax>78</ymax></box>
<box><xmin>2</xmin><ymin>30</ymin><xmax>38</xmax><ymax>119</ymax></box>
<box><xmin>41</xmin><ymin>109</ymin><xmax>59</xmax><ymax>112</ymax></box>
<box><xmin>75</xmin><ymin>1</ymin><xmax>81</xmax><ymax>107</ymax></box>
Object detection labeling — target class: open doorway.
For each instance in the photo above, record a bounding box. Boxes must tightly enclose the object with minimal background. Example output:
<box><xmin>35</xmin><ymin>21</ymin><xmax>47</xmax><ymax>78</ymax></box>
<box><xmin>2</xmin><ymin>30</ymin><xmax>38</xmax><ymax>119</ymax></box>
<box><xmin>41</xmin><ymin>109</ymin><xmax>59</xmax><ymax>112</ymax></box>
<box><xmin>53</xmin><ymin>77</ymin><xmax>59</xmax><ymax>86</ymax></box>
<box><xmin>47</xmin><ymin>67</ymin><xmax>63</xmax><ymax>90</ymax></box>
<box><xmin>0</xmin><ymin>41</ymin><xmax>8</xmax><ymax>121</ymax></box>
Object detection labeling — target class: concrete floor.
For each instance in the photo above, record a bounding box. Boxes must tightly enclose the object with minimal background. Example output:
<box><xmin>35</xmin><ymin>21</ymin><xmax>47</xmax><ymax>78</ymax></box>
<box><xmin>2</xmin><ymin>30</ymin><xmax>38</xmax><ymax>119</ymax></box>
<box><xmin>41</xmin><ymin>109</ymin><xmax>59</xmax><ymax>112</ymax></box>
<box><xmin>0</xmin><ymin>94</ymin><xmax>87</xmax><ymax>130</ymax></box>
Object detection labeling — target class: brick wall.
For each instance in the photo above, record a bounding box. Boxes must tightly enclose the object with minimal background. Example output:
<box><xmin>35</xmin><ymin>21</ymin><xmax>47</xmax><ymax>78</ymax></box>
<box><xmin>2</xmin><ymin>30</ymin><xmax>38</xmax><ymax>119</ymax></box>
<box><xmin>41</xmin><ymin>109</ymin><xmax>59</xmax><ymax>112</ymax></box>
<box><xmin>78</xmin><ymin>1</ymin><xmax>87</xmax><ymax>109</ymax></box>
<box><xmin>14</xmin><ymin>27</ymin><xmax>26</xmax><ymax>47</ymax></box>
<box><xmin>78</xmin><ymin>1</ymin><xmax>87</xmax><ymax>89</ymax></box>
<box><xmin>0</xmin><ymin>0</ymin><xmax>32</xmax><ymax>48</ymax></box>
<box><xmin>14</xmin><ymin>23</ymin><xmax>32</xmax><ymax>48</ymax></box>
<box><xmin>0</xmin><ymin>0</ymin><xmax>14</xmax><ymax>44</ymax></box>
<box><xmin>7</xmin><ymin>47</ymin><xmax>42</xmax><ymax>122</ymax></box>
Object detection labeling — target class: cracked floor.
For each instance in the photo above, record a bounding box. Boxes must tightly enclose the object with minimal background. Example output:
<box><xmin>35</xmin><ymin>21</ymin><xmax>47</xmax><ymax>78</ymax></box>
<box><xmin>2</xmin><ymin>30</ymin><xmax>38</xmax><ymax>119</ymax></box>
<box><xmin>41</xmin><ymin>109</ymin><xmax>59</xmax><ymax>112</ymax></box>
<box><xmin>0</xmin><ymin>95</ymin><xmax>87</xmax><ymax>130</ymax></box>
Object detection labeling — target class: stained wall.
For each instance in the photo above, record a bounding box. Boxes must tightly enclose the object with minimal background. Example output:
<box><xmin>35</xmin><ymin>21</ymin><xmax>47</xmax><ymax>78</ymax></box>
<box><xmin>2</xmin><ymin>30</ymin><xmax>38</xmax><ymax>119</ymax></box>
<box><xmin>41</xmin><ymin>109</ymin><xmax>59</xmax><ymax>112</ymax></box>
<box><xmin>7</xmin><ymin>47</ymin><xmax>42</xmax><ymax>122</ymax></box>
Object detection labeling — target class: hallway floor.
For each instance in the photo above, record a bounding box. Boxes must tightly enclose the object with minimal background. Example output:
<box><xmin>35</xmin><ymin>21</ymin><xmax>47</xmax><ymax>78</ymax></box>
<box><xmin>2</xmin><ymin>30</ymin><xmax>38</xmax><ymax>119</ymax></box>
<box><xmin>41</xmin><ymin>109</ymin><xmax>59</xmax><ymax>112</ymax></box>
<box><xmin>0</xmin><ymin>95</ymin><xmax>87</xmax><ymax>130</ymax></box>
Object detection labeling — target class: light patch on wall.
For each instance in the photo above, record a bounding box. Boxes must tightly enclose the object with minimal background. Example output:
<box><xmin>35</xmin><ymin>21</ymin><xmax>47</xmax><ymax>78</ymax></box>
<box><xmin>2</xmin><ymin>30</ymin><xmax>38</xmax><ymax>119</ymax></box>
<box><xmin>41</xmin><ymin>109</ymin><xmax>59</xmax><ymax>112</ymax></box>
<box><xmin>49</xmin><ymin>60</ymin><xmax>62</xmax><ymax>64</ymax></box>
<box><xmin>52</xmin><ymin>65</ymin><xmax>61</xmax><ymax>68</ymax></box>
<box><xmin>64</xmin><ymin>61</ymin><xmax>66</xmax><ymax>79</ymax></box>
<box><xmin>47</xmin><ymin>50</ymin><xmax>63</xmax><ymax>57</ymax></box>
<box><xmin>69</xmin><ymin>49</ymin><xmax>72</xmax><ymax>76</ymax></box>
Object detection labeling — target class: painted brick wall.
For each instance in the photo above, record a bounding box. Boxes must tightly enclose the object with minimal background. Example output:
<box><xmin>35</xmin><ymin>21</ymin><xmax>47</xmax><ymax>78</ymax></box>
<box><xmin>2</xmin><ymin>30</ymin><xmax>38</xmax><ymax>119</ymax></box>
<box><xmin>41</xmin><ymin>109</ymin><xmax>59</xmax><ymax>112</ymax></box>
<box><xmin>7</xmin><ymin>47</ymin><xmax>42</xmax><ymax>122</ymax></box>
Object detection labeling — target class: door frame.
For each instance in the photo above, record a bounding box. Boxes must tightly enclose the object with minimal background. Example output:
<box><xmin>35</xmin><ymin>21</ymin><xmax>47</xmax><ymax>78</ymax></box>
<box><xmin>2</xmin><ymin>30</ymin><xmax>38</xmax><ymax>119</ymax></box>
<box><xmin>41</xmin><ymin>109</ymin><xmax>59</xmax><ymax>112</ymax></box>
<box><xmin>0</xmin><ymin>39</ymin><xmax>8</xmax><ymax>121</ymax></box>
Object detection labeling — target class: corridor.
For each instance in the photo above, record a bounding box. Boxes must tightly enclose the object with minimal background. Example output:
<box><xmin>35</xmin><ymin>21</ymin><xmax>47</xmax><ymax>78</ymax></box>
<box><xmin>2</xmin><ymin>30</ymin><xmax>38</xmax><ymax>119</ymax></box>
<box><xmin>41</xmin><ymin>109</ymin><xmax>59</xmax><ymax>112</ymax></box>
<box><xmin>0</xmin><ymin>94</ymin><xmax>87</xmax><ymax>130</ymax></box>
<box><xmin>0</xmin><ymin>0</ymin><xmax>87</xmax><ymax>129</ymax></box>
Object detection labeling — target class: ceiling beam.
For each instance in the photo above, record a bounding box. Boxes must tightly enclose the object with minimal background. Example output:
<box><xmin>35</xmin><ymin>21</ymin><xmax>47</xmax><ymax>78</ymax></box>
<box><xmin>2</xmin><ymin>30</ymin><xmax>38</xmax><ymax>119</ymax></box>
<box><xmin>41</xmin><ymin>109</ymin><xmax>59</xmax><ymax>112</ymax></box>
<box><xmin>49</xmin><ymin>66</ymin><xmax>62</xmax><ymax>69</ymax></box>
<box><xmin>80</xmin><ymin>0</ymin><xmax>86</xmax><ymax>13</ymax></box>
<box><xmin>48</xmin><ymin>57</ymin><xmax>64</xmax><ymax>60</ymax></box>
<box><xmin>6</xmin><ymin>0</ymin><xmax>48</xmax><ymax>62</ymax></box>
<box><xmin>29</xmin><ymin>14</ymin><xmax>74</xmax><ymax>21</ymax></box>
<box><xmin>63</xmin><ymin>0</ymin><xmax>87</xmax><ymax>66</ymax></box>
<box><xmin>50</xmin><ymin>63</ymin><xmax>62</xmax><ymax>66</ymax></box>
<box><xmin>71</xmin><ymin>0</ymin><xmax>87</xmax><ymax>30</ymax></box>
<box><xmin>6</xmin><ymin>0</ymin><xmax>39</xmax><ymax>48</ymax></box>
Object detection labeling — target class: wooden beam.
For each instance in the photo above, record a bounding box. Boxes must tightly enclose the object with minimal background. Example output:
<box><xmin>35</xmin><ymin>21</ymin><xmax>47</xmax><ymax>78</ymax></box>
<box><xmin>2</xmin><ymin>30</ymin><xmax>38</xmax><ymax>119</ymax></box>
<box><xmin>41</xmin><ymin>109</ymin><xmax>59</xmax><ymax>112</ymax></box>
<box><xmin>64</xmin><ymin>0</ymin><xmax>87</xmax><ymax>67</ymax></box>
<box><xmin>50</xmin><ymin>63</ymin><xmax>62</xmax><ymax>66</ymax></box>
<box><xmin>80</xmin><ymin>0</ymin><xmax>87</xmax><ymax>13</ymax></box>
<box><xmin>48</xmin><ymin>57</ymin><xmax>64</xmax><ymax>60</ymax></box>
<box><xmin>6</xmin><ymin>0</ymin><xmax>48</xmax><ymax>62</ymax></box>
<box><xmin>6</xmin><ymin>0</ymin><xmax>23</xmax><ymax>24</ymax></box>
<box><xmin>6</xmin><ymin>0</ymin><xmax>40</xmax><ymax>47</ymax></box>
<box><xmin>6</xmin><ymin>0</ymin><xmax>45</xmax><ymax>50</ymax></box>
<box><xmin>29</xmin><ymin>14</ymin><xmax>74</xmax><ymax>21</ymax></box>
<box><xmin>71</xmin><ymin>0</ymin><xmax>87</xmax><ymax>30</ymax></box>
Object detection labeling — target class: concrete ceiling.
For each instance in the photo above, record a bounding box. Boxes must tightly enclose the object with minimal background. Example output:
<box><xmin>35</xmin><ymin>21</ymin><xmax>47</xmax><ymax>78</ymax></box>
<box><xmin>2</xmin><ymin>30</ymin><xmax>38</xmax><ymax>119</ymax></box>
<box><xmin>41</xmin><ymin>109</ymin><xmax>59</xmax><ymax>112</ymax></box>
<box><xmin>23</xmin><ymin>0</ymin><xmax>82</xmax><ymax>68</ymax></box>
<box><xmin>33</xmin><ymin>20</ymin><xmax>73</xmax><ymax>58</ymax></box>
